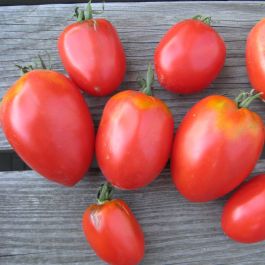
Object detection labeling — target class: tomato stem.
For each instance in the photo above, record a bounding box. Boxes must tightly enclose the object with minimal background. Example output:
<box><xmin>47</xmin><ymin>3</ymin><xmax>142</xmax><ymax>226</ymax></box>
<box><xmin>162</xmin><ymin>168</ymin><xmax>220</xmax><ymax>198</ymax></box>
<box><xmin>139</xmin><ymin>63</ymin><xmax>154</xmax><ymax>96</ymax></box>
<box><xmin>192</xmin><ymin>15</ymin><xmax>212</xmax><ymax>25</ymax></box>
<box><xmin>15</xmin><ymin>53</ymin><xmax>52</xmax><ymax>76</ymax></box>
<box><xmin>97</xmin><ymin>182</ymin><xmax>113</xmax><ymax>204</ymax></box>
<box><xmin>74</xmin><ymin>0</ymin><xmax>104</xmax><ymax>22</ymax></box>
<box><xmin>236</xmin><ymin>89</ymin><xmax>262</xmax><ymax>108</ymax></box>
<box><xmin>235</xmin><ymin>91</ymin><xmax>248</xmax><ymax>104</ymax></box>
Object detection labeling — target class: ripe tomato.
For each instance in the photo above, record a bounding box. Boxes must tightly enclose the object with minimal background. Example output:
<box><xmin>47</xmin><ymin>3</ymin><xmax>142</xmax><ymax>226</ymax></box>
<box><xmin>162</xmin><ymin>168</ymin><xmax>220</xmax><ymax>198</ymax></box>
<box><xmin>0</xmin><ymin>69</ymin><xmax>95</xmax><ymax>186</ymax></box>
<box><xmin>222</xmin><ymin>174</ymin><xmax>265</xmax><ymax>243</ymax></box>
<box><xmin>171</xmin><ymin>92</ymin><xmax>264</xmax><ymax>202</ymax></box>
<box><xmin>58</xmin><ymin>2</ymin><xmax>126</xmax><ymax>96</ymax></box>
<box><xmin>154</xmin><ymin>16</ymin><xmax>226</xmax><ymax>94</ymax></box>
<box><xmin>246</xmin><ymin>18</ymin><xmax>265</xmax><ymax>100</ymax></box>
<box><xmin>96</xmin><ymin>65</ymin><xmax>174</xmax><ymax>189</ymax></box>
<box><xmin>83</xmin><ymin>183</ymin><xmax>144</xmax><ymax>265</ymax></box>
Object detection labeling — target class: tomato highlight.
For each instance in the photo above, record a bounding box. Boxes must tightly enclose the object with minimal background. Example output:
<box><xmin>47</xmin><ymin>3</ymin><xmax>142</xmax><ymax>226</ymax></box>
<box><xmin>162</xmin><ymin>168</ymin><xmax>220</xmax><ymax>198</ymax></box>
<box><xmin>58</xmin><ymin>1</ymin><xmax>126</xmax><ymax>96</ymax></box>
<box><xmin>154</xmin><ymin>15</ymin><xmax>226</xmax><ymax>94</ymax></box>
<box><xmin>171</xmin><ymin>91</ymin><xmax>264</xmax><ymax>202</ymax></box>
<box><xmin>222</xmin><ymin>174</ymin><xmax>265</xmax><ymax>243</ymax></box>
<box><xmin>83</xmin><ymin>182</ymin><xmax>145</xmax><ymax>265</ymax></box>
<box><xmin>96</xmin><ymin>65</ymin><xmax>174</xmax><ymax>189</ymax></box>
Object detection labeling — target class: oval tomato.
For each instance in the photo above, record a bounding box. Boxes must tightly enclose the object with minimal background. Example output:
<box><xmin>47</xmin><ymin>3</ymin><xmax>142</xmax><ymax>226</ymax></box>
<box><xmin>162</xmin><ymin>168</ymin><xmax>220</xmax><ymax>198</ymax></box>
<box><xmin>0</xmin><ymin>69</ymin><xmax>95</xmax><ymax>186</ymax></box>
<box><xmin>222</xmin><ymin>174</ymin><xmax>265</xmax><ymax>243</ymax></box>
<box><xmin>154</xmin><ymin>16</ymin><xmax>226</xmax><ymax>94</ymax></box>
<box><xmin>58</xmin><ymin>2</ymin><xmax>126</xmax><ymax>96</ymax></box>
<box><xmin>96</xmin><ymin>65</ymin><xmax>174</xmax><ymax>189</ymax></box>
<box><xmin>171</xmin><ymin>93</ymin><xmax>264</xmax><ymax>202</ymax></box>
<box><xmin>246</xmin><ymin>18</ymin><xmax>265</xmax><ymax>100</ymax></box>
<box><xmin>83</xmin><ymin>183</ymin><xmax>144</xmax><ymax>265</ymax></box>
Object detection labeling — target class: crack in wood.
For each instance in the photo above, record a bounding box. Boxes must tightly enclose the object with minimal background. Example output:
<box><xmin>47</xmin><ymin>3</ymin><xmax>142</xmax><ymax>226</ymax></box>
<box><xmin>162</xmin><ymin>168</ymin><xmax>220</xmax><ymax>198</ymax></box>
<box><xmin>0</xmin><ymin>251</ymin><xmax>52</xmax><ymax>258</ymax></box>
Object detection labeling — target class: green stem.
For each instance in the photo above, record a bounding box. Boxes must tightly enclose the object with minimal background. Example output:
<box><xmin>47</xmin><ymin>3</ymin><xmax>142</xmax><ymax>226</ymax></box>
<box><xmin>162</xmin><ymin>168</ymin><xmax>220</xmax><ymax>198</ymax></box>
<box><xmin>236</xmin><ymin>90</ymin><xmax>262</xmax><ymax>108</ymax></box>
<box><xmin>140</xmin><ymin>63</ymin><xmax>154</xmax><ymax>96</ymax></box>
<box><xmin>235</xmin><ymin>91</ymin><xmax>248</xmax><ymax>104</ymax></box>
<box><xmin>15</xmin><ymin>64</ymin><xmax>34</xmax><ymax>75</ymax></box>
<box><xmin>192</xmin><ymin>14</ymin><xmax>212</xmax><ymax>25</ymax></box>
<box><xmin>74</xmin><ymin>0</ymin><xmax>104</xmax><ymax>22</ymax></box>
<box><xmin>97</xmin><ymin>182</ymin><xmax>113</xmax><ymax>204</ymax></box>
<box><xmin>15</xmin><ymin>54</ymin><xmax>51</xmax><ymax>76</ymax></box>
<box><xmin>84</xmin><ymin>0</ymin><xmax>93</xmax><ymax>20</ymax></box>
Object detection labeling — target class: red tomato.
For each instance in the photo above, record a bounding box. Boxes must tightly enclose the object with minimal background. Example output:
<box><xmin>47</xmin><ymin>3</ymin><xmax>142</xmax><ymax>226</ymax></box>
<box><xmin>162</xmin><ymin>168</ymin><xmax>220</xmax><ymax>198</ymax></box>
<box><xmin>58</xmin><ymin>3</ymin><xmax>126</xmax><ymax>96</ymax></box>
<box><xmin>222</xmin><ymin>174</ymin><xmax>265</xmax><ymax>243</ymax></box>
<box><xmin>171</xmin><ymin>93</ymin><xmax>264</xmax><ymax>202</ymax></box>
<box><xmin>154</xmin><ymin>16</ymin><xmax>226</xmax><ymax>94</ymax></box>
<box><xmin>0</xmin><ymin>70</ymin><xmax>95</xmax><ymax>186</ymax></box>
<box><xmin>96</xmin><ymin>66</ymin><xmax>174</xmax><ymax>189</ymax></box>
<box><xmin>246</xmin><ymin>18</ymin><xmax>265</xmax><ymax>100</ymax></box>
<box><xmin>83</xmin><ymin>183</ymin><xmax>144</xmax><ymax>265</ymax></box>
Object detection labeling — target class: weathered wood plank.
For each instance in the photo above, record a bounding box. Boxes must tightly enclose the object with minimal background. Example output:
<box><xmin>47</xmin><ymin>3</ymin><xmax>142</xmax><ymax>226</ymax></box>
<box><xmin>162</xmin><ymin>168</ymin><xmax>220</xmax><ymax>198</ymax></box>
<box><xmin>0</xmin><ymin>0</ymin><xmax>160</xmax><ymax>6</ymax></box>
<box><xmin>1</xmin><ymin>2</ymin><xmax>265</xmax><ymax>265</ymax></box>
<box><xmin>1</xmin><ymin>159</ymin><xmax>265</xmax><ymax>265</ymax></box>
<box><xmin>1</xmin><ymin>1</ymin><xmax>265</xmax><ymax>151</ymax></box>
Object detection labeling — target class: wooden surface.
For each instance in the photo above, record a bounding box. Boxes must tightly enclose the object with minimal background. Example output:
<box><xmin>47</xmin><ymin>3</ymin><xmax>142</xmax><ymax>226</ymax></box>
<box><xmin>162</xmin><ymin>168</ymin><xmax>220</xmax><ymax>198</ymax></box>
<box><xmin>1</xmin><ymin>1</ymin><xmax>265</xmax><ymax>151</ymax></box>
<box><xmin>1</xmin><ymin>160</ymin><xmax>265</xmax><ymax>265</ymax></box>
<box><xmin>1</xmin><ymin>1</ymin><xmax>265</xmax><ymax>264</ymax></box>
<box><xmin>0</xmin><ymin>0</ymin><xmax>183</xmax><ymax>6</ymax></box>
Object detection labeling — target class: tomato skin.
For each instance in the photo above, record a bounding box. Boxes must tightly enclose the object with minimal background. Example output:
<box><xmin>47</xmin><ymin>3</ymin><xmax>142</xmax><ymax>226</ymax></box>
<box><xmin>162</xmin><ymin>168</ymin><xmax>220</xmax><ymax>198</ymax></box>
<box><xmin>222</xmin><ymin>174</ymin><xmax>265</xmax><ymax>243</ymax></box>
<box><xmin>0</xmin><ymin>70</ymin><xmax>95</xmax><ymax>186</ymax></box>
<box><xmin>171</xmin><ymin>95</ymin><xmax>264</xmax><ymax>202</ymax></box>
<box><xmin>83</xmin><ymin>198</ymin><xmax>144</xmax><ymax>265</ymax></box>
<box><xmin>58</xmin><ymin>18</ymin><xmax>126</xmax><ymax>96</ymax></box>
<box><xmin>154</xmin><ymin>19</ymin><xmax>226</xmax><ymax>94</ymax></box>
<box><xmin>96</xmin><ymin>90</ymin><xmax>174</xmax><ymax>189</ymax></box>
<box><xmin>246</xmin><ymin>19</ymin><xmax>265</xmax><ymax>100</ymax></box>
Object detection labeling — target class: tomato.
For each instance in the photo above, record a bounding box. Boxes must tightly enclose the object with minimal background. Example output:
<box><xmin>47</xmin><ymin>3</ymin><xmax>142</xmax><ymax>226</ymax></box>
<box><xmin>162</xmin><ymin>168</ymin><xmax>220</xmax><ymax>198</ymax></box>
<box><xmin>246</xmin><ymin>18</ymin><xmax>265</xmax><ymax>100</ymax></box>
<box><xmin>96</xmin><ymin>65</ymin><xmax>174</xmax><ymax>189</ymax></box>
<box><xmin>222</xmin><ymin>174</ymin><xmax>265</xmax><ymax>243</ymax></box>
<box><xmin>154</xmin><ymin>16</ymin><xmax>226</xmax><ymax>94</ymax></box>
<box><xmin>83</xmin><ymin>183</ymin><xmax>144</xmax><ymax>265</ymax></box>
<box><xmin>0</xmin><ymin>67</ymin><xmax>95</xmax><ymax>186</ymax></box>
<box><xmin>171</xmin><ymin>92</ymin><xmax>264</xmax><ymax>202</ymax></box>
<box><xmin>58</xmin><ymin>2</ymin><xmax>126</xmax><ymax>96</ymax></box>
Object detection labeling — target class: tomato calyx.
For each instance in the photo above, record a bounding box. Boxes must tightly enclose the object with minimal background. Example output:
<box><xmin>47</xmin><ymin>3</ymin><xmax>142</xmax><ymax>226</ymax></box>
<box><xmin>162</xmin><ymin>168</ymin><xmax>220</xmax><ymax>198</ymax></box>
<box><xmin>97</xmin><ymin>182</ymin><xmax>114</xmax><ymax>204</ymax></box>
<box><xmin>73</xmin><ymin>0</ymin><xmax>104</xmax><ymax>22</ymax></box>
<box><xmin>138</xmin><ymin>63</ymin><xmax>154</xmax><ymax>96</ymax></box>
<box><xmin>235</xmin><ymin>89</ymin><xmax>263</xmax><ymax>108</ymax></box>
<box><xmin>15</xmin><ymin>54</ymin><xmax>51</xmax><ymax>75</ymax></box>
<box><xmin>192</xmin><ymin>15</ymin><xmax>212</xmax><ymax>25</ymax></box>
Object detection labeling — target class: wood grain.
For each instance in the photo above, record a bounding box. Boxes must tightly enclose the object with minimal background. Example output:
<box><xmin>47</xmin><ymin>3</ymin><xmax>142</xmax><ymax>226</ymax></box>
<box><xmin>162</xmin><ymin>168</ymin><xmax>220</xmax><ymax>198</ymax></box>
<box><xmin>0</xmin><ymin>0</ymin><xmax>169</xmax><ymax>6</ymax></box>
<box><xmin>1</xmin><ymin>159</ymin><xmax>265</xmax><ymax>265</ymax></box>
<box><xmin>1</xmin><ymin>2</ymin><xmax>265</xmax><ymax>264</ymax></box>
<box><xmin>1</xmin><ymin>1</ymin><xmax>265</xmax><ymax>151</ymax></box>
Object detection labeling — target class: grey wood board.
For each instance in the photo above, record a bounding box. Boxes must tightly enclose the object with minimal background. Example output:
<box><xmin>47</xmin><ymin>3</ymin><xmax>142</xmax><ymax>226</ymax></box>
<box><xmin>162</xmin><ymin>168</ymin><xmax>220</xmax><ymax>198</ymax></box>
<box><xmin>1</xmin><ymin>159</ymin><xmax>265</xmax><ymax>265</ymax></box>
<box><xmin>1</xmin><ymin>1</ymin><xmax>265</xmax><ymax>151</ymax></box>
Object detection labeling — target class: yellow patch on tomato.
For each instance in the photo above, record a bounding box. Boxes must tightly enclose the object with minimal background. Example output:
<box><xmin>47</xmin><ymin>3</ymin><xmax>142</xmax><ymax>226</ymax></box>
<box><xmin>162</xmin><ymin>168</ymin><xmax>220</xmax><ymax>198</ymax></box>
<box><xmin>217</xmin><ymin>108</ymin><xmax>261</xmax><ymax>139</ymax></box>
<box><xmin>112</xmin><ymin>90</ymin><xmax>172</xmax><ymax>115</ymax></box>
<box><xmin>3</xmin><ymin>75</ymin><xmax>25</xmax><ymax>103</ymax></box>
<box><xmin>206</xmin><ymin>96</ymin><xmax>230</xmax><ymax>111</ymax></box>
<box><xmin>132</xmin><ymin>95</ymin><xmax>156</xmax><ymax>109</ymax></box>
